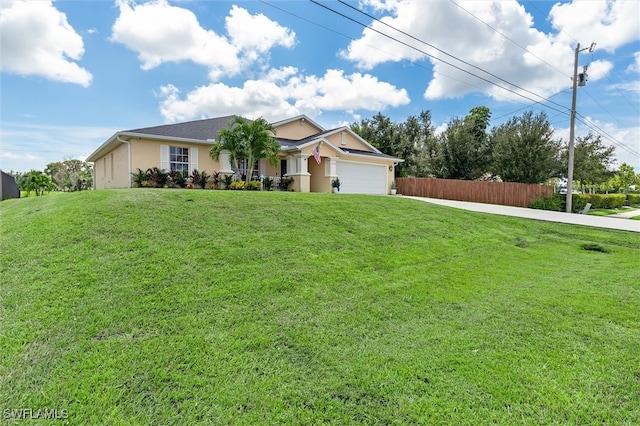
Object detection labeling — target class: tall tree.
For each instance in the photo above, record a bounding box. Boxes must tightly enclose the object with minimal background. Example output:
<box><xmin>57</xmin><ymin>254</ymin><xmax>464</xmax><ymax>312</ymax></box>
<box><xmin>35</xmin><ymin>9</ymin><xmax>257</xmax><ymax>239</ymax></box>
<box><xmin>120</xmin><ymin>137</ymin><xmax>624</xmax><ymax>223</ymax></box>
<box><xmin>45</xmin><ymin>159</ymin><xmax>93</xmax><ymax>191</ymax></box>
<box><xmin>18</xmin><ymin>170</ymin><xmax>56</xmax><ymax>196</ymax></box>
<box><xmin>490</xmin><ymin>111</ymin><xmax>562</xmax><ymax>184</ymax></box>
<box><xmin>400</xmin><ymin>111</ymin><xmax>437</xmax><ymax>177</ymax></box>
<box><xmin>431</xmin><ymin>106</ymin><xmax>492</xmax><ymax>180</ymax></box>
<box><xmin>561</xmin><ymin>133</ymin><xmax>615</xmax><ymax>193</ymax></box>
<box><xmin>608</xmin><ymin>163</ymin><xmax>638</xmax><ymax>192</ymax></box>
<box><xmin>209</xmin><ymin>116</ymin><xmax>280</xmax><ymax>182</ymax></box>
<box><xmin>352</xmin><ymin>112</ymin><xmax>426</xmax><ymax>177</ymax></box>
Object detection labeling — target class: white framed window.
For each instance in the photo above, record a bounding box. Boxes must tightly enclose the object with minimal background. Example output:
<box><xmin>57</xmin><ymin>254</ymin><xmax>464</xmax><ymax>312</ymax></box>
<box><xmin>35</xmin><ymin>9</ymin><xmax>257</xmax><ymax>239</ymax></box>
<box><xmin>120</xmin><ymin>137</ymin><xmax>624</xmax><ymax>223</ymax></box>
<box><xmin>170</xmin><ymin>146</ymin><xmax>189</xmax><ymax>172</ymax></box>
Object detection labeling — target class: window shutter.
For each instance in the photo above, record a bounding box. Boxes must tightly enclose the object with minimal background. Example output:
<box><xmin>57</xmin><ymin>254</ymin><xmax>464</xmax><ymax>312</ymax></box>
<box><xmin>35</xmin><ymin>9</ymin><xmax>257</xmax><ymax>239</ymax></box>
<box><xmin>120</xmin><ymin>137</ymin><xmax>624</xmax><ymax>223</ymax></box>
<box><xmin>160</xmin><ymin>145</ymin><xmax>169</xmax><ymax>170</ymax></box>
<box><xmin>190</xmin><ymin>147</ymin><xmax>198</xmax><ymax>173</ymax></box>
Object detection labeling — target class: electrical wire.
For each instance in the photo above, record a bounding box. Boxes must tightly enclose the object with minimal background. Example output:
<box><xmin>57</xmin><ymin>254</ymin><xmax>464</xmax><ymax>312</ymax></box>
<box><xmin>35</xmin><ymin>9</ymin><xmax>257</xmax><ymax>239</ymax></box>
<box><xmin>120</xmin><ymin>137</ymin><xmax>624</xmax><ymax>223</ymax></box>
<box><xmin>449</xmin><ymin>0</ymin><xmax>567</xmax><ymax>77</ymax></box>
<box><xmin>258</xmin><ymin>0</ymin><xmax>491</xmax><ymax>96</ymax></box>
<box><xmin>331</xmin><ymin>0</ymin><xmax>570</xmax><ymax>113</ymax></box>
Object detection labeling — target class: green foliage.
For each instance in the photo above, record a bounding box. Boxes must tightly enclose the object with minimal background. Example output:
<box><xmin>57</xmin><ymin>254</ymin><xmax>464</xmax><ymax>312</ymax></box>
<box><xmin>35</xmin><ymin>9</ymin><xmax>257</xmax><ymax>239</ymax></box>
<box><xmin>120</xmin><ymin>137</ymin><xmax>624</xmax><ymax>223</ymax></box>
<box><xmin>571</xmin><ymin>193</ymin><xmax>590</xmax><ymax>212</ymax></box>
<box><xmin>210</xmin><ymin>116</ymin><xmax>280</xmax><ymax>183</ymax></box>
<box><xmin>627</xmin><ymin>194</ymin><xmax>640</xmax><ymax>206</ymax></box>
<box><xmin>45</xmin><ymin>159</ymin><xmax>93</xmax><ymax>191</ymax></box>
<box><xmin>607</xmin><ymin>163</ymin><xmax>638</xmax><ymax>192</ymax></box>
<box><xmin>351</xmin><ymin>111</ymin><xmax>436</xmax><ymax>177</ymax></box>
<box><xmin>198</xmin><ymin>171</ymin><xmax>209</xmax><ymax>189</ymax></box>
<box><xmin>189</xmin><ymin>169</ymin><xmax>201</xmax><ymax>187</ymax></box>
<box><xmin>529</xmin><ymin>194</ymin><xmax>564</xmax><ymax>211</ymax></box>
<box><xmin>17</xmin><ymin>170</ymin><xmax>56</xmax><ymax>196</ymax></box>
<box><xmin>209</xmin><ymin>171</ymin><xmax>221</xmax><ymax>189</ymax></box>
<box><xmin>563</xmin><ymin>133</ymin><xmax>615</xmax><ymax>192</ymax></box>
<box><xmin>491</xmin><ymin>111</ymin><xmax>562</xmax><ymax>184</ymax></box>
<box><xmin>589</xmin><ymin>194</ymin><xmax>626</xmax><ymax>209</ymax></box>
<box><xmin>145</xmin><ymin>167</ymin><xmax>169</xmax><ymax>188</ymax></box>
<box><xmin>245</xmin><ymin>181</ymin><xmax>262</xmax><ymax>191</ymax></box>
<box><xmin>278</xmin><ymin>176</ymin><xmax>294</xmax><ymax>191</ymax></box>
<box><xmin>228</xmin><ymin>180</ymin><xmax>246</xmax><ymax>190</ymax></box>
<box><xmin>131</xmin><ymin>168</ymin><xmax>149</xmax><ymax>187</ymax></box>
<box><xmin>262</xmin><ymin>176</ymin><xmax>274</xmax><ymax>191</ymax></box>
<box><xmin>221</xmin><ymin>174</ymin><xmax>234</xmax><ymax>189</ymax></box>
<box><xmin>430</xmin><ymin>107</ymin><xmax>493</xmax><ymax>180</ymax></box>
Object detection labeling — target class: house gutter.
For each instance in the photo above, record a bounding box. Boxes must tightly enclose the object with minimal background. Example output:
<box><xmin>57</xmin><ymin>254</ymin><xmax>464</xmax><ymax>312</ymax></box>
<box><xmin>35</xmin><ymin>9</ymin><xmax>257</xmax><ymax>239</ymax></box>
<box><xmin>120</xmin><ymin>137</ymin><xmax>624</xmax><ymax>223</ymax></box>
<box><xmin>116</xmin><ymin>135</ymin><xmax>132</xmax><ymax>188</ymax></box>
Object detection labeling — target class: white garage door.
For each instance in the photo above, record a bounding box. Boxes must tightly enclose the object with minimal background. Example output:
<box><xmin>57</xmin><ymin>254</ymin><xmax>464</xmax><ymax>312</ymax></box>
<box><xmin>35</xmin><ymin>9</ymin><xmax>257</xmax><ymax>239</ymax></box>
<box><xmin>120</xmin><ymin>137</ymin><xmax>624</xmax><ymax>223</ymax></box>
<box><xmin>336</xmin><ymin>160</ymin><xmax>387</xmax><ymax>194</ymax></box>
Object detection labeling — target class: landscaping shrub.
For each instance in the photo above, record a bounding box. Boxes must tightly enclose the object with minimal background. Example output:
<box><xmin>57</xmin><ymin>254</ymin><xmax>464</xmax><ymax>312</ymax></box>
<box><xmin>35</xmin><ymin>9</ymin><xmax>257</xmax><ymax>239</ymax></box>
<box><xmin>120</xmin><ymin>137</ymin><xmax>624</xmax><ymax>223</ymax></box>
<box><xmin>131</xmin><ymin>168</ymin><xmax>149</xmax><ymax>187</ymax></box>
<box><xmin>221</xmin><ymin>174</ymin><xmax>234</xmax><ymax>189</ymax></box>
<box><xmin>228</xmin><ymin>181</ymin><xmax>246</xmax><ymax>190</ymax></box>
<box><xmin>210</xmin><ymin>171</ymin><xmax>221</xmax><ymax>189</ymax></box>
<box><xmin>246</xmin><ymin>181</ymin><xmax>261</xmax><ymax>191</ymax></box>
<box><xmin>590</xmin><ymin>194</ymin><xmax>626</xmax><ymax>209</ymax></box>
<box><xmin>572</xmin><ymin>194</ymin><xmax>590</xmax><ymax>211</ymax></box>
<box><xmin>171</xmin><ymin>170</ymin><xmax>188</xmax><ymax>188</ymax></box>
<box><xmin>279</xmin><ymin>176</ymin><xmax>294</xmax><ymax>191</ymax></box>
<box><xmin>263</xmin><ymin>176</ymin><xmax>274</xmax><ymax>191</ymax></box>
<box><xmin>147</xmin><ymin>167</ymin><xmax>169</xmax><ymax>188</ymax></box>
<box><xmin>529</xmin><ymin>194</ymin><xmax>563</xmax><ymax>211</ymax></box>
<box><xmin>627</xmin><ymin>193</ymin><xmax>640</xmax><ymax>206</ymax></box>
<box><xmin>198</xmin><ymin>171</ymin><xmax>209</xmax><ymax>189</ymax></box>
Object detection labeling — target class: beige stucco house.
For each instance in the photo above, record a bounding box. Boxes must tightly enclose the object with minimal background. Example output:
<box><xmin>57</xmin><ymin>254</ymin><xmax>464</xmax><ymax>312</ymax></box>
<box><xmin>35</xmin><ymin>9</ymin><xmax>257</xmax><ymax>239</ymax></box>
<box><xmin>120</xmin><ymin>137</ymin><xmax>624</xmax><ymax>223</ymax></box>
<box><xmin>86</xmin><ymin>115</ymin><xmax>402</xmax><ymax>194</ymax></box>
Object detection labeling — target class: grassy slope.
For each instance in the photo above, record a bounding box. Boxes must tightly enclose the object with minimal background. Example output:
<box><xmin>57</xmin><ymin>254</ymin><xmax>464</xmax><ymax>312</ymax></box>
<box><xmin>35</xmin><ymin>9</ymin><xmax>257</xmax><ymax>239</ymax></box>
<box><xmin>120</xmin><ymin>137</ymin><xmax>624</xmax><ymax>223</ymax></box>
<box><xmin>1</xmin><ymin>190</ymin><xmax>639</xmax><ymax>425</ymax></box>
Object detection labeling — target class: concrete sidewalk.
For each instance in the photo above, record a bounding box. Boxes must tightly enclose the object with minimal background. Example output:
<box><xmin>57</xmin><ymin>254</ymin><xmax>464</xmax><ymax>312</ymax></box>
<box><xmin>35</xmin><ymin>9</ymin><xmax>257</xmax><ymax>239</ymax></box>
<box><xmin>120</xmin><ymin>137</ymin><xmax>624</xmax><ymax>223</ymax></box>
<box><xmin>402</xmin><ymin>196</ymin><xmax>640</xmax><ymax>233</ymax></box>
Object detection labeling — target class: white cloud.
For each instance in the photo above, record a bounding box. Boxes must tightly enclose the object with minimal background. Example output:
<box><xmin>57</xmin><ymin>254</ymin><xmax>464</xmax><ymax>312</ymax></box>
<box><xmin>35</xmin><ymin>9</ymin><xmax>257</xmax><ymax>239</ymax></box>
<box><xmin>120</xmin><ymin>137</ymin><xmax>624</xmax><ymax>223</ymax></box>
<box><xmin>158</xmin><ymin>68</ymin><xmax>410</xmax><ymax>123</ymax></box>
<box><xmin>341</xmin><ymin>1</ymin><xmax>639</xmax><ymax>104</ymax></box>
<box><xmin>0</xmin><ymin>0</ymin><xmax>92</xmax><ymax>86</ymax></box>
<box><xmin>627</xmin><ymin>52</ymin><xmax>640</xmax><ymax>73</ymax></box>
<box><xmin>554</xmin><ymin>118</ymin><xmax>640</xmax><ymax>169</ymax></box>
<box><xmin>226</xmin><ymin>5</ymin><xmax>295</xmax><ymax>54</ymax></box>
<box><xmin>111</xmin><ymin>0</ymin><xmax>295</xmax><ymax>80</ymax></box>
<box><xmin>549</xmin><ymin>0</ymin><xmax>640</xmax><ymax>53</ymax></box>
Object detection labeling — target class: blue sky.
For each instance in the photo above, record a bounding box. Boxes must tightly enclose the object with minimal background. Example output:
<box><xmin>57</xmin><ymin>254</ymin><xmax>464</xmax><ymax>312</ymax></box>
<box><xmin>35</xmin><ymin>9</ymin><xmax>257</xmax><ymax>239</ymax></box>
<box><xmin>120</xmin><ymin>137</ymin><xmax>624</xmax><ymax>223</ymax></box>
<box><xmin>1</xmin><ymin>0</ymin><xmax>639</xmax><ymax>173</ymax></box>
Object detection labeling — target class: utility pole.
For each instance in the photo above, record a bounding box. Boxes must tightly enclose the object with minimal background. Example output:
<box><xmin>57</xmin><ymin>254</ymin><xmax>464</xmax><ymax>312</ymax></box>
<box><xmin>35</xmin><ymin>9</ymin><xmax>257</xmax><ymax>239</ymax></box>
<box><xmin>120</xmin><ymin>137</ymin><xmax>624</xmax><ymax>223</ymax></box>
<box><xmin>566</xmin><ymin>42</ymin><xmax>595</xmax><ymax>213</ymax></box>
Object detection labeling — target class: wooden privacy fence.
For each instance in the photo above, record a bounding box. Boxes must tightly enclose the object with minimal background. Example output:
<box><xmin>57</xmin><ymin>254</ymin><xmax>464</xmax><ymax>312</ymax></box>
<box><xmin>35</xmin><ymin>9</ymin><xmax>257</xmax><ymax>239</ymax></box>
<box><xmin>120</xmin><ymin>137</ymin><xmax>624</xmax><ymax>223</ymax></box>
<box><xmin>396</xmin><ymin>178</ymin><xmax>552</xmax><ymax>208</ymax></box>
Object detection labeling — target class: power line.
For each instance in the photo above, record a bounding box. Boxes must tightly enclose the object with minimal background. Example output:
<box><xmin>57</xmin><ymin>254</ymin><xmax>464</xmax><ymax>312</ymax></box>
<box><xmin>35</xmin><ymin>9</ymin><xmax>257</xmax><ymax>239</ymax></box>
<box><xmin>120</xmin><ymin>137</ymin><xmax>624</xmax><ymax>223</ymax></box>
<box><xmin>575</xmin><ymin>113</ymin><xmax>640</xmax><ymax>157</ymax></box>
<box><xmin>314</xmin><ymin>0</ymin><xmax>569</xmax><ymax>115</ymax></box>
<box><xmin>449</xmin><ymin>0</ymin><xmax>567</xmax><ymax>78</ymax></box>
<box><xmin>258</xmin><ymin>0</ymin><xmax>491</xmax><ymax>96</ymax></box>
<box><xmin>588</xmin><ymin>52</ymin><xmax>640</xmax><ymax>114</ymax></box>
<box><xmin>491</xmin><ymin>89</ymin><xmax>570</xmax><ymax>121</ymax></box>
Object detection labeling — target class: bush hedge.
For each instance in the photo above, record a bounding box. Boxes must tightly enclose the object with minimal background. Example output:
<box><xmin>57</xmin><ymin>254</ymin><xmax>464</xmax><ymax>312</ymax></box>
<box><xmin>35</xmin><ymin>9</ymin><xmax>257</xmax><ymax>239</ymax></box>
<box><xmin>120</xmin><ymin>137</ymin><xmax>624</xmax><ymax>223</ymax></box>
<box><xmin>529</xmin><ymin>194</ymin><xmax>563</xmax><ymax>211</ymax></box>
<box><xmin>627</xmin><ymin>194</ymin><xmax>640</xmax><ymax>206</ymax></box>
<box><xmin>589</xmin><ymin>194</ymin><xmax>626</xmax><ymax>209</ymax></box>
<box><xmin>571</xmin><ymin>194</ymin><xmax>590</xmax><ymax>212</ymax></box>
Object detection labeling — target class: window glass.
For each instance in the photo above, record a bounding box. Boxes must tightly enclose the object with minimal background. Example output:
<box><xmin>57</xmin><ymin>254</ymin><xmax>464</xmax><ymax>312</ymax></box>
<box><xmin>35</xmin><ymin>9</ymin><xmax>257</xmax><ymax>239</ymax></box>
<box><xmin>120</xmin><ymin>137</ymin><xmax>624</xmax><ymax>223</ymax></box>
<box><xmin>170</xmin><ymin>147</ymin><xmax>189</xmax><ymax>172</ymax></box>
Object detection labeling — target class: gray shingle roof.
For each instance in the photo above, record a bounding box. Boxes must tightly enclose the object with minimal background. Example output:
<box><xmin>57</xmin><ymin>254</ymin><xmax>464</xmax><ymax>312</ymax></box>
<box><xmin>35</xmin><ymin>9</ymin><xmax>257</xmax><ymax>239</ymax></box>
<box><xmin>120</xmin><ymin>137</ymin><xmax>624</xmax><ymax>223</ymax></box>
<box><xmin>125</xmin><ymin>116</ymin><xmax>238</xmax><ymax>141</ymax></box>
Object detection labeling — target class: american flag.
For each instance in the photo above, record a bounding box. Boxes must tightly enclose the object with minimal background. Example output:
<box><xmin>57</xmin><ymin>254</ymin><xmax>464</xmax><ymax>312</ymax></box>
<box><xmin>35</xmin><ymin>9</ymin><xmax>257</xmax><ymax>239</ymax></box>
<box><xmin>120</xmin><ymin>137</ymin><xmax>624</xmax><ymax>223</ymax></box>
<box><xmin>312</xmin><ymin>144</ymin><xmax>321</xmax><ymax>165</ymax></box>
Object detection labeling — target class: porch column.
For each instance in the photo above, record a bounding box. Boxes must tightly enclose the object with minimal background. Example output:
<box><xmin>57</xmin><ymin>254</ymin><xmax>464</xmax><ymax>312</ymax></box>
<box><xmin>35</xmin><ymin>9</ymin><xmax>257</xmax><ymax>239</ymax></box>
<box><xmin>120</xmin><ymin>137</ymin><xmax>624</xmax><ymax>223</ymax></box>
<box><xmin>323</xmin><ymin>157</ymin><xmax>338</xmax><ymax>192</ymax></box>
<box><xmin>219</xmin><ymin>150</ymin><xmax>233</xmax><ymax>174</ymax></box>
<box><xmin>289</xmin><ymin>154</ymin><xmax>310</xmax><ymax>192</ymax></box>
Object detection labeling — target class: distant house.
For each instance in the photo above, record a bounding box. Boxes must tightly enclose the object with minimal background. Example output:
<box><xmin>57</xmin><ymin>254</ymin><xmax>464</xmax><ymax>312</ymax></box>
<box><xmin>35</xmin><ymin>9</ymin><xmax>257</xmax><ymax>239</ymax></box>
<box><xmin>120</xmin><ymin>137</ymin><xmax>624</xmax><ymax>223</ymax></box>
<box><xmin>1</xmin><ymin>171</ymin><xmax>20</xmax><ymax>201</ymax></box>
<box><xmin>86</xmin><ymin>115</ymin><xmax>402</xmax><ymax>194</ymax></box>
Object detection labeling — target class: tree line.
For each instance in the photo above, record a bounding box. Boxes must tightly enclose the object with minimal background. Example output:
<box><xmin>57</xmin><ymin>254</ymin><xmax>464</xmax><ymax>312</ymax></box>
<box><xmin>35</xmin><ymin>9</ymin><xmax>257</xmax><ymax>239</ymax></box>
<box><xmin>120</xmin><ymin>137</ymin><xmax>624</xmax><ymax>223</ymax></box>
<box><xmin>351</xmin><ymin>107</ymin><xmax>638</xmax><ymax>192</ymax></box>
<box><xmin>9</xmin><ymin>159</ymin><xmax>93</xmax><ymax>196</ymax></box>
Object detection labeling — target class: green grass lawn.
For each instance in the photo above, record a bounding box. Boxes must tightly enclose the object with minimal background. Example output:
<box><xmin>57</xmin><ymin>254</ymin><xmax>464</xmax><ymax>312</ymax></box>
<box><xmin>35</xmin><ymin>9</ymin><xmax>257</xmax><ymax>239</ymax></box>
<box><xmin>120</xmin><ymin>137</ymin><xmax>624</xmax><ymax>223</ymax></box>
<box><xmin>1</xmin><ymin>189</ymin><xmax>639</xmax><ymax>425</ymax></box>
<box><xmin>587</xmin><ymin>206</ymin><xmax>639</xmax><ymax>217</ymax></box>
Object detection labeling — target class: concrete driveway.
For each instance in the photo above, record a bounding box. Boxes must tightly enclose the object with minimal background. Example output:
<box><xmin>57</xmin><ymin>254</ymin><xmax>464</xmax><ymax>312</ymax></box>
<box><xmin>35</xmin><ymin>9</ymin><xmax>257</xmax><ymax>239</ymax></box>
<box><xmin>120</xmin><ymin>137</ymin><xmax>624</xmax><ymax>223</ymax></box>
<box><xmin>402</xmin><ymin>196</ymin><xmax>640</xmax><ymax>233</ymax></box>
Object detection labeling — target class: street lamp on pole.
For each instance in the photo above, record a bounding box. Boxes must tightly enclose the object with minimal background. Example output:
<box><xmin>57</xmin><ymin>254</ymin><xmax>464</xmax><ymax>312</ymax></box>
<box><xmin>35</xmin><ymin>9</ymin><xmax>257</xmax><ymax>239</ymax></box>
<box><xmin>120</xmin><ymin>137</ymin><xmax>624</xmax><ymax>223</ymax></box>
<box><xmin>566</xmin><ymin>42</ymin><xmax>595</xmax><ymax>213</ymax></box>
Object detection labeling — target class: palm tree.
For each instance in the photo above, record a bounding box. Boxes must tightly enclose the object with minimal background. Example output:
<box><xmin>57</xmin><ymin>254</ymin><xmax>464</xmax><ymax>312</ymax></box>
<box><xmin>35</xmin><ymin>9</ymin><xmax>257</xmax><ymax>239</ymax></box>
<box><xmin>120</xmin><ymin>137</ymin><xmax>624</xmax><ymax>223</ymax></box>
<box><xmin>209</xmin><ymin>116</ymin><xmax>280</xmax><ymax>183</ymax></box>
<box><xmin>209</xmin><ymin>116</ymin><xmax>248</xmax><ymax>178</ymax></box>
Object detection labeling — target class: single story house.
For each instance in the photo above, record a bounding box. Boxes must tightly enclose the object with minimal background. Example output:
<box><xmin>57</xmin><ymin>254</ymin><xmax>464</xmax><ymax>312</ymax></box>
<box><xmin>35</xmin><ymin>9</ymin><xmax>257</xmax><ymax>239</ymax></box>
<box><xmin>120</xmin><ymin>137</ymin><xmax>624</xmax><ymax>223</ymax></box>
<box><xmin>86</xmin><ymin>114</ymin><xmax>402</xmax><ymax>194</ymax></box>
